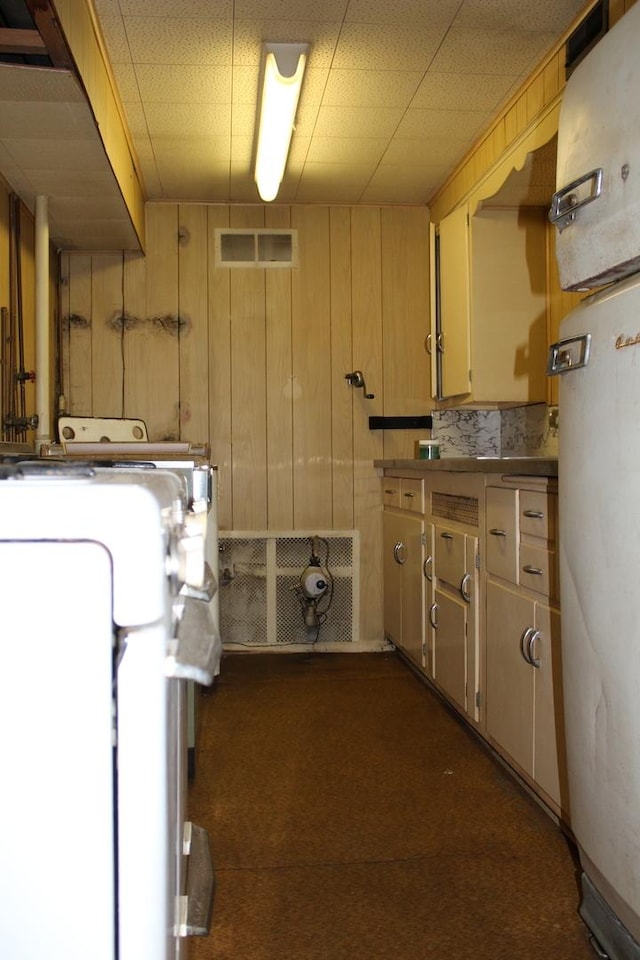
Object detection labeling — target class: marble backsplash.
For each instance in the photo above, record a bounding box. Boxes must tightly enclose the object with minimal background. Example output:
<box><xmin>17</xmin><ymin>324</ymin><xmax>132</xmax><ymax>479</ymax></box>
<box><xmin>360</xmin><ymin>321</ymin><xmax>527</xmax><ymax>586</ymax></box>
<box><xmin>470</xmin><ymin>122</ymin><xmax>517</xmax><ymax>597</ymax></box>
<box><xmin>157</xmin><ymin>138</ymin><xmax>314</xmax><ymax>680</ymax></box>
<box><xmin>430</xmin><ymin>404</ymin><xmax>558</xmax><ymax>458</ymax></box>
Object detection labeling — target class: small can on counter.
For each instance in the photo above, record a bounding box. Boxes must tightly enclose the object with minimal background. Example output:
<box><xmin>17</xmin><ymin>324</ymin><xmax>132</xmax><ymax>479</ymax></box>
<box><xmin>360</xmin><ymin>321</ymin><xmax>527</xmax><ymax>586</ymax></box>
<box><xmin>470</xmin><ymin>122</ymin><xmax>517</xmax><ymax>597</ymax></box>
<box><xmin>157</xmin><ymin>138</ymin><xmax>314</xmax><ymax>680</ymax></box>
<box><xmin>417</xmin><ymin>439</ymin><xmax>440</xmax><ymax>460</ymax></box>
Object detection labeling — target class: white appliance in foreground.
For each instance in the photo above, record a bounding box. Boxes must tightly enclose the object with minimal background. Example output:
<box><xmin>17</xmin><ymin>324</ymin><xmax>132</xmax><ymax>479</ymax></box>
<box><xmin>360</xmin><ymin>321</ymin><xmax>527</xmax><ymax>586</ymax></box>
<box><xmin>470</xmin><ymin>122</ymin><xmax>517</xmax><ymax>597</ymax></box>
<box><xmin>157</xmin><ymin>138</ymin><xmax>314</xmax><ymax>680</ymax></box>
<box><xmin>0</xmin><ymin>460</ymin><xmax>215</xmax><ymax>959</ymax></box>
<box><xmin>549</xmin><ymin>4</ymin><xmax>640</xmax><ymax>957</ymax></box>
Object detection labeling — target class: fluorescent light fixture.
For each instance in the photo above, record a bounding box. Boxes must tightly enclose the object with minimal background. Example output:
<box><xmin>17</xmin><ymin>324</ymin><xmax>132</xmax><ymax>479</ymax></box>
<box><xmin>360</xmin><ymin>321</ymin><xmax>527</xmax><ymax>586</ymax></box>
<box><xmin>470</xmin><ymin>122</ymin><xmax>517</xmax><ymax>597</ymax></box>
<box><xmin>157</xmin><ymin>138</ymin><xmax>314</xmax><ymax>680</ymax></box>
<box><xmin>254</xmin><ymin>42</ymin><xmax>308</xmax><ymax>202</ymax></box>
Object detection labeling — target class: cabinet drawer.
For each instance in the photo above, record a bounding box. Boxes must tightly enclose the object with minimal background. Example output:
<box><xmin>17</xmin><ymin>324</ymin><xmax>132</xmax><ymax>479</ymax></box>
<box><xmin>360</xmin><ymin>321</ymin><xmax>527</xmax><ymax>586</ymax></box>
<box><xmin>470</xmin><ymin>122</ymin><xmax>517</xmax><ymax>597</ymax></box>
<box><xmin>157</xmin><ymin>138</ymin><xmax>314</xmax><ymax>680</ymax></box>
<box><xmin>434</xmin><ymin>525</ymin><xmax>467</xmax><ymax>590</ymax></box>
<box><xmin>519</xmin><ymin>543</ymin><xmax>556</xmax><ymax>598</ymax></box>
<box><xmin>382</xmin><ymin>481</ymin><xmax>401</xmax><ymax>508</ymax></box>
<box><xmin>486</xmin><ymin>487</ymin><xmax>519</xmax><ymax>583</ymax></box>
<box><xmin>399</xmin><ymin>478</ymin><xmax>424</xmax><ymax>513</ymax></box>
<box><xmin>520</xmin><ymin>491</ymin><xmax>557</xmax><ymax>542</ymax></box>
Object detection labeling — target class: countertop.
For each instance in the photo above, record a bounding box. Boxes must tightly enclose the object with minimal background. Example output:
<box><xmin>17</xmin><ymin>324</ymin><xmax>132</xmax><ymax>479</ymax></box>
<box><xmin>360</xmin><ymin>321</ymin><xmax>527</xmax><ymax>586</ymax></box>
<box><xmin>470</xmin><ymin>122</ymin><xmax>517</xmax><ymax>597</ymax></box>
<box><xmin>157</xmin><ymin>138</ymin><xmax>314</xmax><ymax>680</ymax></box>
<box><xmin>375</xmin><ymin>456</ymin><xmax>558</xmax><ymax>477</ymax></box>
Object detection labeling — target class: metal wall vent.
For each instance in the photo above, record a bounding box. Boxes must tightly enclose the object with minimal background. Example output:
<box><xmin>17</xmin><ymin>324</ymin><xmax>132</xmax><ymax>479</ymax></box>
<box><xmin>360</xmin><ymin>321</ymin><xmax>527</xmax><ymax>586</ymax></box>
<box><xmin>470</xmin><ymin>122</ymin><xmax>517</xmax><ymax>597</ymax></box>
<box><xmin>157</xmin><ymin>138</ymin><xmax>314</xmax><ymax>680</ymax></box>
<box><xmin>431</xmin><ymin>493</ymin><xmax>479</xmax><ymax>527</ymax></box>
<box><xmin>565</xmin><ymin>0</ymin><xmax>608</xmax><ymax>77</ymax></box>
<box><xmin>217</xmin><ymin>531</ymin><xmax>359</xmax><ymax>649</ymax></box>
<box><xmin>214</xmin><ymin>228</ymin><xmax>297</xmax><ymax>267</ymax></box>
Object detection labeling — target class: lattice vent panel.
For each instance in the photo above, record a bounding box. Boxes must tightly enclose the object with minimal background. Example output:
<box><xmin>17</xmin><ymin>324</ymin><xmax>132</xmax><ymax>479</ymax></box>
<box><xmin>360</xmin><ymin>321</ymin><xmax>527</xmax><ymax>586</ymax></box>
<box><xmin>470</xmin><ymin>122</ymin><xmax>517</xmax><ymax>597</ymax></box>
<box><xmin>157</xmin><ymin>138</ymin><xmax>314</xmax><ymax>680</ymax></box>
<box><xmin>431</xmin><ymin>493</ymin><xmax>479</xmax><ymax>527</ymax></box>
<box><xmin>218</xmin><ymin>532</ymin><xmax>358</xmax><ymax>648</ymax></box>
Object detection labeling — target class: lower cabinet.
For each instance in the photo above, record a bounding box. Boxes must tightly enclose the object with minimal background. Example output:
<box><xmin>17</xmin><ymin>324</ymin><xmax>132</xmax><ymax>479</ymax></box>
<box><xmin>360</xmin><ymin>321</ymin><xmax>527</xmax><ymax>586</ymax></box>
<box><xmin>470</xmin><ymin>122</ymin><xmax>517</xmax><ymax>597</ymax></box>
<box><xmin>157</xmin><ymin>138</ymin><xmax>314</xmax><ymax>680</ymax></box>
<box><xmin>486</xmin><ymin>580</ymin><xmax>566</xmax><ymax>809</ymax></box>
<box><xmin>383</xmin><ymin>508</ymin><xmax>424</xmax><ymax>670</ymax></box>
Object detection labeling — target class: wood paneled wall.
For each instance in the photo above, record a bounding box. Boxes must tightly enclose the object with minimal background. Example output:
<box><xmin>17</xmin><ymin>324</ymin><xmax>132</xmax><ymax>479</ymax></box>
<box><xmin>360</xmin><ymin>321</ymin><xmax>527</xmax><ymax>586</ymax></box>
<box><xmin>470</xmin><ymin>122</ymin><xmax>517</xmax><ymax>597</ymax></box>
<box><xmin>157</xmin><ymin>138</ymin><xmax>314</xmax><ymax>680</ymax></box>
<box><xmin>60</xmin><ymin>202</ymin><xmax>431</xmax><ymax>645</ymax></box>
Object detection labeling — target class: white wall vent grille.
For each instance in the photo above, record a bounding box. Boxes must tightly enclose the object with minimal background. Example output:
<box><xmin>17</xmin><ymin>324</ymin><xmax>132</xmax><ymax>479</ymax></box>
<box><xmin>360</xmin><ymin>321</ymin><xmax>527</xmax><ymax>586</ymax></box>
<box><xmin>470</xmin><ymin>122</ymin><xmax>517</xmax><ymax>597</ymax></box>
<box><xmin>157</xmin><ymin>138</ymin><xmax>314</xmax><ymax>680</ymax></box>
<box><xmin>218</xmin><ymin>531</ymin><xmax>359</xmax><ymax>650</ymax></box>
<box><xmin>214</xmin><ymin>228</ymin><xmax>298</xmax><ymax>268</ymax></box>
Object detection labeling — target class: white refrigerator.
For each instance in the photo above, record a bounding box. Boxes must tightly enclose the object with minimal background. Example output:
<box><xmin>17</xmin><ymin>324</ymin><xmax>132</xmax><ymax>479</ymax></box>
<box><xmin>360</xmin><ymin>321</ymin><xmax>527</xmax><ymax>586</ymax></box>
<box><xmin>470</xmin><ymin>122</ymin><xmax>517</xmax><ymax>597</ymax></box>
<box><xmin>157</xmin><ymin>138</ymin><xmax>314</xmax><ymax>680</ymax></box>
<box><xmin>549</xmin><ymin>3</ymin><xmax>640</xmax><ymax>958</ymax></box>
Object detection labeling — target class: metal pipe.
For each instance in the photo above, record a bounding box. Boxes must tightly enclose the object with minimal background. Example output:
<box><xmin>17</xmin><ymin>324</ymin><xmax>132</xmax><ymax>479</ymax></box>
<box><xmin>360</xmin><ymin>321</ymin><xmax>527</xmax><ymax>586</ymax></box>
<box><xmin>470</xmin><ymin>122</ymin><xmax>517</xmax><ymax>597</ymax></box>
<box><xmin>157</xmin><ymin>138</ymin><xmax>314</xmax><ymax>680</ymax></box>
<box><xmin>35</xmin><ymin>195</ymin><xmax>51</xmax><ymax>449</ymax></box>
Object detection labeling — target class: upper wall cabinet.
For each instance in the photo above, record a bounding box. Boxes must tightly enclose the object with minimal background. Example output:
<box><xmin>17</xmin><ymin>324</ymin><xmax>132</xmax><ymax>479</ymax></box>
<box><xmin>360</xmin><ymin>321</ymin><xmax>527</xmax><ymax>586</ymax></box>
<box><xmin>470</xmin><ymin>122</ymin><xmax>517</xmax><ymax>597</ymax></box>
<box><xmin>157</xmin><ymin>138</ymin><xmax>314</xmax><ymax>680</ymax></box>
<box><xmin>431</xmin><ymin>123</ymin><xmax>562</xmax><ymax>408</ymax></box>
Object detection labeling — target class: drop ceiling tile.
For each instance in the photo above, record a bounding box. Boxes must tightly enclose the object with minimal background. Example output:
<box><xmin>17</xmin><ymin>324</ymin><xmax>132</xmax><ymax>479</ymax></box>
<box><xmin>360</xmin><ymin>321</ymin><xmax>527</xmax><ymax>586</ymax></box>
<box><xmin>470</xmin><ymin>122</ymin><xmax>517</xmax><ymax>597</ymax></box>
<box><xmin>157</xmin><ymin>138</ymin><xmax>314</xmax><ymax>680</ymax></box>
<box><xmin>430</xmin><ymin>26</ymin><xmax>555</xmax><ymax>76</ymax></box>
<box><xmin>382</xmin><ymin>137</ymin><xmax>471</xmax><ymax>167</ymax></box>
<box><xmin>322</xmin><ymin>70</ymin><xmax>422</xmax><ymax>108</ymax></box>
<box><xmin>154</xmin><ymin>139</ymin><xmax>231</xmax><ymax>172</ymax></box>
<box><xmin>298</xmin><ymin>67</ymin><xmax>330</xmax><ymax>106</ymax></box>
<box><xmin>231</xmin><ymin>65</ymin><xmax>259</xmax><ymax>105</ymax></box>
<box><xmin>158</xmin><ymin>173</ymin><xmax>230</xmax><ymax>202</ymax></box>
<box><xmin>287</xmin><ymin>136</ymin><xmax>311</xmax><ymax>163</ymax></box>
<box><xmin>235</xmin><ymin>0</ymin><xmax>348</xmax><ymax>18</ymax></box>
<box><xmin>412</xmin><ymin>71</ymin><xmax>518</xmax><ymax>111</ymax></box>
<box><xmin>395</xmin><ymin>108</ymin><xmax>488</xmax><ymax>141</ymax></box>
<box><xmin>0</xmin><ymin>102</ymin><xmax>97</xmax><ymax>139</ymax></box>
<box><xmin>232</xmin><ymin>20</ymin><xmax>341</xmax><ymax>69</ymax></box>
<box><xmin>295</xmin><ymin>162</ymin><xmax>374</xmax><ymax>201</ymax></box>
<box><xmin>122</xmin><ymin>101</ymin><xmax>148</xmax><ymax>137</ymax></box>
<box><xmin>48</xmin><ymin>195</ymin><xmax>130</xmax><ymax>220</ymax></box>
<box><xmin>313</xmin><ymin>105</ymin><xmax>403</xmax><ymax>139</ymax></box>
<box><xmin>0</xmin><ymin>65</ymin><xmax>83</xmax><ymax>103</ymax></box>
<box><xmin>345</xmin><ymin>0</ymin><xmax>461</xmax><ymax>26</ymax></box>
<box><xmin>2</xmin><ymin>138</ymin><xmax>108</xmax><ymax>173</ymax></box>
<box><xmin>292</xmin><ymin>101</ymin><xmax>320</xmax><ymax>138</ymax></box>
<box><xmin>20</xmin><ymin>168</ymin><xmax>121</xmax><ymax>199</ymax></box>
<box><xmin>306</xmin><ymin>136</ymin><xmax>387</xmax><ymax>167</ymax></box>
<box><xmin>112</xmin><ymin>63</ymin><xmax>140</xmax><ymax>101</ymax></box>
<box><xmin>97</xmin><ymin>14</ymin><xmax>131</xmax><ymax>64</ymax></box>
<box><xmin>144</xmin><ymin>102</ymin><xmax>231</xmax><ymax>138</ymax></box>
<box><xmin>94</xmin><ymin>0</ymin><xmax>122</xmax><ymax>14</ymax></box>
<box><xmin>124</xmin><ymin>17</ymin><xmax>233</xmax><ymax>66</ymax></box>
<box><xmin>332</xmin><ymin>22</ymin><xmax>446</xmax><ymax>72</ymax></box>
<box><xmin>453</xmin><ymin>0</ymin><xmax>586</xmax><ymax>34</ymax></box>
<box><xmin>135</xmin><ymin>64</ymin><xmax>232</xmax><ymax>104</ymax></box>
<box><xmin>231</xmin><ymin>103</ymin><xmax>257</xmax><ymax>136</ymax></box>
<box><xmin>119</xmin><ymin>0</ymin><xmax>234</xmax><ymax>16</ymax></box>
<box><xmin>230</xmin><ymin>135</ymin><xmax>254</xmax><ymax>168</ymax></box>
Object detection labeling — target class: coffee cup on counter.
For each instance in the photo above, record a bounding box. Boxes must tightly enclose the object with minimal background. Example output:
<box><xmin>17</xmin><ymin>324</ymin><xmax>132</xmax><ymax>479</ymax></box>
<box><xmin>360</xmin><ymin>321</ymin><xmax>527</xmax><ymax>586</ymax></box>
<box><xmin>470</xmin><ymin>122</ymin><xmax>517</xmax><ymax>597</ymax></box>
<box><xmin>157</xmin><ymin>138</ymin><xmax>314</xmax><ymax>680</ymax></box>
<box><xmin>417</xmin><ymin>440</ymin><xmax>440</xmax><ymax>460</ymax></box>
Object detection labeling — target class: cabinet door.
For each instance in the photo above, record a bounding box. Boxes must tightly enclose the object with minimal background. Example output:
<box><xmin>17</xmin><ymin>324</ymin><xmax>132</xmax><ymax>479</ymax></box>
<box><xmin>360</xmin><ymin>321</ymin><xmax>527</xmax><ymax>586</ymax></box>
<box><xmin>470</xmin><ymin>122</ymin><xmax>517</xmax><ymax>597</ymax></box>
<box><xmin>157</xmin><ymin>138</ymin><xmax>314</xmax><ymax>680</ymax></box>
<box><xmin>486</xmin><ymin>579</ymin><xmax>534</xmax><ymax>777</ymax></box>
<box><xmin>383</xmin><ymin>511</ymin><xmax>403</xmax><ymax>646</ymax></box>
<box><xmin>531</xmin><ymin>603</ymin><xmax>567</xmax><ymax>810</ymax></box>
<box><xmin>423</xmin><ymin>523</ymin><xmax>435</xmax><ymax>678</ymax></box>
<box><xmin>438</xmin><ymin>204</ymin><xmax>471</xmax><ymax>398</ymax></box>
<box><xmin>433</xmin><ymin>587</ymin><xmax>467</xmax><ymax>712</ymax></box>
<box><xmin>401</xmin><ymin>514</ymin><xmax>425</xmax><ymax>669</ymax></box>
<box><xmin>486</xmin><ymin>486</ymin><xmax>519</xmax><ymax>583</ymax></box>
<box><xmin>433</xmin><ymin>524</ymin><xmax>466</xmax><ymax>591</ymax></box>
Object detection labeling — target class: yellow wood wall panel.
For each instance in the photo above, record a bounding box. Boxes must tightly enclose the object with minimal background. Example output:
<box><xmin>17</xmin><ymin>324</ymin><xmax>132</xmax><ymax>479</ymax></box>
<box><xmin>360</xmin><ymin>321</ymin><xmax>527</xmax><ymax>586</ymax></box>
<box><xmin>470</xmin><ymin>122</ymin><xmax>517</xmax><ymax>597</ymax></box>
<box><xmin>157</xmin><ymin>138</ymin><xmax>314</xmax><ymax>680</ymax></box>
<box><xmin>229</xmin><ymin>205</ymin><xmax>268</xmax><ymax>530</ymax></box>
<box><xmin>291</xmin><ymin>205</ymin><xmax>333</xmax><ymax>530</ymax></box>
<box><xmin>351</xmin><ymin>207</ymin><xmax>384</xmax><ymax>645</ymax></box>
<box><xmin>66</xmin><ymin>254</ymin><xmax>93</xmax><ymax>416</ymax></box>
<box><xmin>206</xmin><ymin>206</ymin><xmax>232</xmax><ymax>529</ymax></box>
<box><xmin>526</xmin><ymin>74</ymin><xmax>545</xmax><ymax>124</ymax></box>
<box><xmin>136</xmin><ymin>204</ymin><xmax>180</xmax><ymax>439</ymax></box>
<box><xmin>381</xmin><ymin>207</ymin><xmax>431</xmax><ymax>461</ymax></box>
<box><xmin>18</xmin><ymin>209</ymin><xmax>38</xmax><ymax>427</ymax></box>
<box><xmin>178</xmin><ymin>205</ymin><xmax>209</xmax><ymax>443</ymax></box>
<box><xmin>330</xmin><ymin>206</ymin><xmax>355</xmax><ymax>530</ymax></box>
<box><xmin>59</xmin><ymin>253</ymin><xmax>71</xmax><ymax>412</ymax></box>
<box><xmin>90</xmin><ymin>253</ymin><xmax>123</xmax><ymax>417</ymax></box>
<box><xmin>264</xmin><ymin>205</ymin><xmax>294</xmax><ymax>530</ymax></box>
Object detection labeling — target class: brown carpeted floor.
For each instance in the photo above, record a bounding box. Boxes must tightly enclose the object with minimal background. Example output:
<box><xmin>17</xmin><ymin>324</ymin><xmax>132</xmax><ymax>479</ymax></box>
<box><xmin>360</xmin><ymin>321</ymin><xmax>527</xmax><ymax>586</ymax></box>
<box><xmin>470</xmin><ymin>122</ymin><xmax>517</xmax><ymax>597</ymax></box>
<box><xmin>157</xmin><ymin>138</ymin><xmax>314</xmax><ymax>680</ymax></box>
<box><xmin>188</xmin><ymin>651</ymin><xmax>593</xmax><ymax>960</ymax></box>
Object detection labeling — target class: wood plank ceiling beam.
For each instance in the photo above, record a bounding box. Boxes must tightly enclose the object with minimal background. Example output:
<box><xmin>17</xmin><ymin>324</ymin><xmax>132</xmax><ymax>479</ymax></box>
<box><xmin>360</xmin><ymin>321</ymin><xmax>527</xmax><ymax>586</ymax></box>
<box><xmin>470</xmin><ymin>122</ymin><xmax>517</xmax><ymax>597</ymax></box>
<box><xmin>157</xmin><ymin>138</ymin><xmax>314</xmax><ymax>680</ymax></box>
<box><xmin>0</xmin><ymin>27</ymin><xmax>46</xmax><ymax>54</ymax></box>
<box><xmin>23</xmin><ymin>0</ymin><xmax>74</xmax><ymax>69</ymax></box>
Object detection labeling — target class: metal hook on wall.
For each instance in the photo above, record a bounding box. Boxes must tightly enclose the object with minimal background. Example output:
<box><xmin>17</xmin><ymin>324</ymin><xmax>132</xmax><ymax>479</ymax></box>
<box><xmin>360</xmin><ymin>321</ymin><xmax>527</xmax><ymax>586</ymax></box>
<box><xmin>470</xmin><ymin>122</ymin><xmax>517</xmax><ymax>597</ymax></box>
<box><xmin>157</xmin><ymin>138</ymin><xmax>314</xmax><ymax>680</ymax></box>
<box><xmin>345</xmin><ymin>370</ymin><xmax>374</xmax><ymax>399</ymax></box>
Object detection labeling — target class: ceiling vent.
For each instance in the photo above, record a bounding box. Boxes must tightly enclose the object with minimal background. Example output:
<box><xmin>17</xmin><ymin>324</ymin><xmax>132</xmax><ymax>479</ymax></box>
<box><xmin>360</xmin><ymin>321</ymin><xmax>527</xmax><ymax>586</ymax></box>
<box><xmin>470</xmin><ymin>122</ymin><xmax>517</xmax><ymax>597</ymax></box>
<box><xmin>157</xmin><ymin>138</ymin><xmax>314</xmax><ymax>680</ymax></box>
<box><xmin>214</xmin><ymin>228</ymin><xmax>297</xmax><ymax>268</ymax></box>
<box><xmin>565</xmin><ymin>0</ymin><xmax>608</xmax><ymax>77</ymax></box>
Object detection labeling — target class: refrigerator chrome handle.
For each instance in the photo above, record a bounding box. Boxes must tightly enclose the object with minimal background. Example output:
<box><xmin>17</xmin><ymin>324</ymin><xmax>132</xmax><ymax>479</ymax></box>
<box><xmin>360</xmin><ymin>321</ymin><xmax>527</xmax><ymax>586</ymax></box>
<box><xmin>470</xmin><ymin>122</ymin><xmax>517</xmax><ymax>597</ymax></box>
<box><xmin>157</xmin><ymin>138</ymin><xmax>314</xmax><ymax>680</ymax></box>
<box><xmin>549</xmin><ymin>167</ymin><xmax>603</xmax><ymax>232</ymax></box>
<box><xmin>547</xmin><ymin>334</ymin><xmax>591</xmax><ymax>376</ymax></box>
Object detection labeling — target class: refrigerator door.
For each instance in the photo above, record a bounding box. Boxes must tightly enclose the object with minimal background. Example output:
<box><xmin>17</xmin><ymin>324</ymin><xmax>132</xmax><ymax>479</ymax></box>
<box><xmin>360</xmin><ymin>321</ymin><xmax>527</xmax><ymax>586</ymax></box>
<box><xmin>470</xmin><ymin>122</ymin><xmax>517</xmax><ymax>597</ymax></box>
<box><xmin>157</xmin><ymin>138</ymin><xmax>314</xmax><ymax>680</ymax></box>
<box><xmin>554</xmin><ymin>272</ymin><xmax>640</xmax><ymax>949</ymax></box>
<box><xmin>552</xmin><ymin>1</ymin><xmax>640</xmax><ymax>291</ymax></box>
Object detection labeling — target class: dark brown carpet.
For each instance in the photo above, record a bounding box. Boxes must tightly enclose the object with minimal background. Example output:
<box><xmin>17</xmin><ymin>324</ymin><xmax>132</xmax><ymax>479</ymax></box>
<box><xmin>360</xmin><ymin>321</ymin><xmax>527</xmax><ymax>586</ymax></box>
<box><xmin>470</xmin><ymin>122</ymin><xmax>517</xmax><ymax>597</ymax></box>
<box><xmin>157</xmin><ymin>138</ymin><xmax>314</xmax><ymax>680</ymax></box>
<box><xmin>188</xmin><ymin>652</ymin><xmax>593</xmax><ymax>960</ymax></box>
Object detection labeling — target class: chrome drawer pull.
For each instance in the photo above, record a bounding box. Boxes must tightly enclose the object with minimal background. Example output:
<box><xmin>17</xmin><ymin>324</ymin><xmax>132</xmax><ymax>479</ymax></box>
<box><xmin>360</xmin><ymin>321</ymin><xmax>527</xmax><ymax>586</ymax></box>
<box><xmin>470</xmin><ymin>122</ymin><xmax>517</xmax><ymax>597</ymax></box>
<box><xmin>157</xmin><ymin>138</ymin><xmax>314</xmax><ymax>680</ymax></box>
<box><xmin>393</xmin><ymin>542</ymin><xmax>406</xmax><ymax>565</ymax></box>
<box><xmin>440</xmin><ymin>531</ymin><xmax>453</xmax><ymax>540</ymax></box>
<box><xmin>527</xmin><ymin>629</ymin><xmax>541</xmax><ymax>668</ymax></box>
<box><xmin>403</xmin><ymin>491</ymin><xmax>415</xmax><ymax>499</ymax></box>
<box><xmin>429</xmin><ymin>602</ymin><xmax>438</xmax><ymax>629</ymax></box>
<box><xmin>384</xmin><ymin>488</ymin><xmax>398</xmax><ymax>495</ymax></box>
<box><xmin>520</xmin><ymin>626</ymin><xmax>535</xmax><ymax>664</ymax></box>
<box><xmin>489</xmin><ymin>528</ymin><xmax>507</xmax><ymax>537</ymax></box>
<box><xmin>423</xmin><ymin>555</ymin><xmax>433</xmax><ymax>582</ymax></box>
<box><xmin>523</xmin><ymin>510</ymin><xmax>544</xmax><ymax>519</ymax></box>
<box><xmin>460</xmin><ymin>573</ymin><xmax>471</xmax><ymax>603</ymax></box>
<box><xmin>522</xmin><ymin>564</ymin><xmax>543</xmax><ymax>576</ymax></box>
